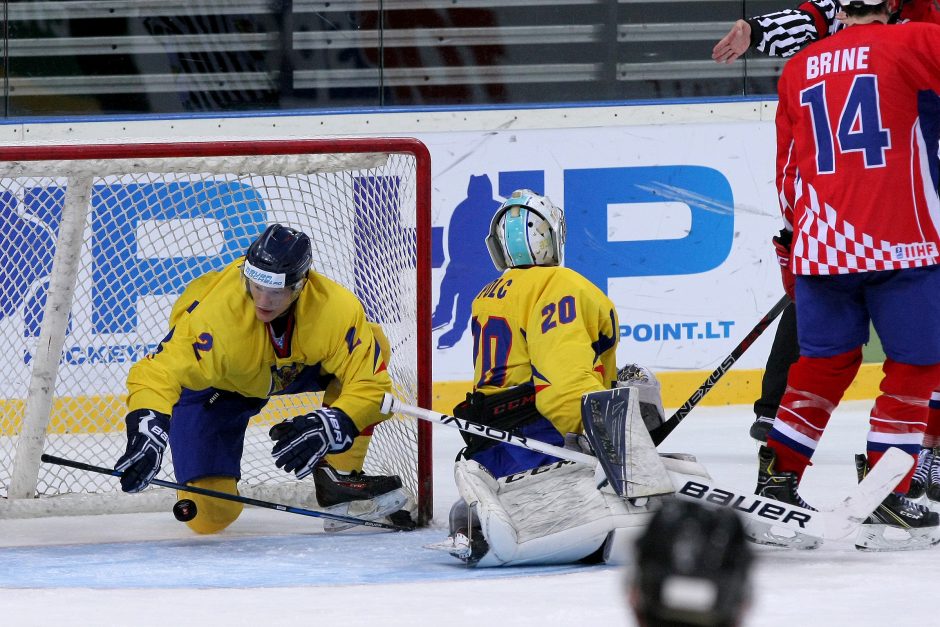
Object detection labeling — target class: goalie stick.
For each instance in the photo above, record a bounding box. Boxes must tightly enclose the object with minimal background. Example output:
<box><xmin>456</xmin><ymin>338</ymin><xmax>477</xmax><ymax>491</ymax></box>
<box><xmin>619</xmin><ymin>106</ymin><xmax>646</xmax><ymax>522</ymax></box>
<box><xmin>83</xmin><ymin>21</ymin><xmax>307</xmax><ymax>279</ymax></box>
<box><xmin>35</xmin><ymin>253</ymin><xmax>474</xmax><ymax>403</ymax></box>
<box><xmin>649</xmin><ymin>294</ymin><xmax>791</xmax><ymax>446</ymax></box>
<box><xmin>41</xmin><ymin>454</ymin><xmax>415</xmax><ymax>532</ymax></box>
<box><xmin>381</xmin><ymin>393</ymin><xmax>911</xmax><ymax>546</ymax></box>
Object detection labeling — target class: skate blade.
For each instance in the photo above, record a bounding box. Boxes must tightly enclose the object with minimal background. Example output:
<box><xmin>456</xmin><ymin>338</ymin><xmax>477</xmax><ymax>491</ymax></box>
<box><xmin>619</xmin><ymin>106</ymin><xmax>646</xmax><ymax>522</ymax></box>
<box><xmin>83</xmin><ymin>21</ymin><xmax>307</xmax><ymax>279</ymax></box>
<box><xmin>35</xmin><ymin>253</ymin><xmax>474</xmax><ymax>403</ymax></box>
<box><xmin>854</xmin><ymin>524</ymin><xmax>940</xmax><ymax>552</ymax></box>
<box><xmin>424</xmin><ymin>533</ymin><xmax>483</xmax><ymax>565</ymax></box>
<box><xmin>425</xmin><ymin>533</ymin><xmax>472</xmax><ymax>559</ymax></box>
<box><xmin>742</xmin><ymin>520</ymin><xmax>822</xmax><ymax>550</ymax></box>
<box><xmin>322</xmin><ymin>489</ymin><xmax>411</xmax><ymax>533</ymax></box>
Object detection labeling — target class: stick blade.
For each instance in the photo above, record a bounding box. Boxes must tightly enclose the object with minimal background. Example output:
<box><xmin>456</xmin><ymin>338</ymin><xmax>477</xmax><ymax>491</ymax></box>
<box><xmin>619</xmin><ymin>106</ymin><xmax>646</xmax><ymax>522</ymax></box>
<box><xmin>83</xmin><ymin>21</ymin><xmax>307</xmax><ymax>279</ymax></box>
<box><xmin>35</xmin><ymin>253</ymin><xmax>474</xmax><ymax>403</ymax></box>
<box><xmin>826</xmin><ymin>446</ymin><xmax>914</xmax><ymax>538</ymax></box>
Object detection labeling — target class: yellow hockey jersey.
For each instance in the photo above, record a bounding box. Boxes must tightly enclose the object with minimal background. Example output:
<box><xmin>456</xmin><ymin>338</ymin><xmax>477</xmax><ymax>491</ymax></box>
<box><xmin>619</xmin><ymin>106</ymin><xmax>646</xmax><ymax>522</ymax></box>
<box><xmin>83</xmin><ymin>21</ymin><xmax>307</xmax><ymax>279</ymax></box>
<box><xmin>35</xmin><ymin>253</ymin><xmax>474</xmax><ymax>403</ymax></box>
<box><xmin>471</xmin><ymin>265</ymin><xmax>619</xmax><ymax>435</ymax></box>
<box><xmin>126</xmin><ymin>258</ymin><xmax>391</xmax><ymax>431</ymax></box>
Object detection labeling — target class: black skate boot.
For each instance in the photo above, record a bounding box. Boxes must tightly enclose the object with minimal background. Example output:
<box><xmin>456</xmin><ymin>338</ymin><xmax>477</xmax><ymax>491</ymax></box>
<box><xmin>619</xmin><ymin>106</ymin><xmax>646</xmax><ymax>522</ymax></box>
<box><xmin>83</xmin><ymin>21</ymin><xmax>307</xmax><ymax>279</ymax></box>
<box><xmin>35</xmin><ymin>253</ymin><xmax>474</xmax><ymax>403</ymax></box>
<box><xmin>925</xmin><ymin>447</ymin><xmax>940</xmax><ymax>502</ymax></box>
<box><xmin>854</xmin><ymin>453</ymin><xmax>940</xmax><ymax>551</ymax></box>
<box><xmin>749</xmin><ymin>415</ymin><xmax>775</xmax><ymax>444</ymax></box>
<box><xmin>749</xmin><ymin>445</ymin><xmax>820</xmax><ymax>549</ymax></box>
<box><xmin>313</xmin><ymin>464</ymin><xmax>414</xmax><ymax>532</ymax></box>
<box><xmin>756</xmin><ymin>444</ymin><xmax>816</xmax><ymax>510</ymax></box>
<box><xmin>907</xmin><ymin>446</ymin><xmax>933</xmax><ymax>499</ymax></box>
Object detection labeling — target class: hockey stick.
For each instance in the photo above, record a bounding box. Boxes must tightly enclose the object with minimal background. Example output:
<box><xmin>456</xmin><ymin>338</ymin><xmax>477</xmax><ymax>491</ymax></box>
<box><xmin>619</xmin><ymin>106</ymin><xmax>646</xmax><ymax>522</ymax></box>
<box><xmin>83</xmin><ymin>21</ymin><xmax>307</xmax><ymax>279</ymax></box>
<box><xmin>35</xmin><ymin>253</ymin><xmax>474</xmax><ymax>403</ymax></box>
<box><xmin>649</xmin><ymin>294</ymin><xmax>791</xmax><ymax>446</ymax></box>
<box><xmin>40</xmin><ymin>454</ymin><xmax>414</xmax><ymax>532</ymax></box>
<box><xmin>381</xmin><ymin>393</ymin><xmax>910</xmax><ymax>546</ymax></box>
<box><xmin>380</xmin><ymin>394</ymin><xmax>596</xmax><ymax>466</ymax></box>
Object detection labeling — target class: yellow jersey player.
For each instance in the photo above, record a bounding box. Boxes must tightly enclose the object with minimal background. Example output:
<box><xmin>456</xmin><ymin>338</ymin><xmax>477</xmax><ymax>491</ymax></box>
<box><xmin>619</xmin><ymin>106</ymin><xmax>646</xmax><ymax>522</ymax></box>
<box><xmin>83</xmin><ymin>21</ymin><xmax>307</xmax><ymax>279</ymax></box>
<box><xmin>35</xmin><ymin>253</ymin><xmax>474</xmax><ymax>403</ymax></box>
<box><xmin>114</xmin><ymin>224</ymin><xmax>410</xmax><ymax>533</ymax></box>
<box><xmin>439</xmin><ymin>189</ymin><xmax>660</xmax><ymax>566</ymax></box>
<box><xmin>461</xmin><ymin>189</ymin><xmax>619</xmax><ymax>474</ymax></box>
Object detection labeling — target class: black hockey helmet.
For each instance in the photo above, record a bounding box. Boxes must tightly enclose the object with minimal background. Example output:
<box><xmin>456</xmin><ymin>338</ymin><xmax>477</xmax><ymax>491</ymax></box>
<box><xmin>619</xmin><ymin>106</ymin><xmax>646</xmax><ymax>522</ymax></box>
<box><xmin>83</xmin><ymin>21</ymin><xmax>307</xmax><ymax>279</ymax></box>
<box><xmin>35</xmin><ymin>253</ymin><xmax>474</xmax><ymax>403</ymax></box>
<box><xmin>631</xmin><ymin>499</ymin><xmax>753</xmax><ymax>627</ymax></box>
<box><xmin>243</xmin><ymin>224</ymin><xmax>312</xmax><ymax>292</ymax></box>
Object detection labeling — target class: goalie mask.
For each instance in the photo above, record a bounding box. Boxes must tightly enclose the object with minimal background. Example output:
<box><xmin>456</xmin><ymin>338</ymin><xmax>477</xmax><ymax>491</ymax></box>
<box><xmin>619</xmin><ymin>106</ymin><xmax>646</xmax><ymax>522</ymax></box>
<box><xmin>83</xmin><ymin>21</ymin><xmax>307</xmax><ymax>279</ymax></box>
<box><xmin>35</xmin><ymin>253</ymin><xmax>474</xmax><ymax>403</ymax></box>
<box><xmin>243</xmin><ymin>223</ymin><xmax>312</xmax><ymax>294</ymax></box>
<box><xmin>485</xmin><ymin>189</ymin><xmax>566</xmax><ymax>271</ymax></box>
<box><xmin>631</xmin><ymin>500</ymin><xmax>753</xmax><ymax>627</ymax></box>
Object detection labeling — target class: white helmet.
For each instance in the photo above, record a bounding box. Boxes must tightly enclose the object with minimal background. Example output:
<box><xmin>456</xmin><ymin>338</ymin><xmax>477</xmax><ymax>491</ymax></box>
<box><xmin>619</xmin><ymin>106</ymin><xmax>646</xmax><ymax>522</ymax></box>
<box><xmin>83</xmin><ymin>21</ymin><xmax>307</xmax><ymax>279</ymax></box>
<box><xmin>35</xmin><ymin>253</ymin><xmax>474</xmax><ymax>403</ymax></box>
<box><xmin>485</xmin><ymin>189</ymin><xmax>566</xmax><ymax>271</ymax></box>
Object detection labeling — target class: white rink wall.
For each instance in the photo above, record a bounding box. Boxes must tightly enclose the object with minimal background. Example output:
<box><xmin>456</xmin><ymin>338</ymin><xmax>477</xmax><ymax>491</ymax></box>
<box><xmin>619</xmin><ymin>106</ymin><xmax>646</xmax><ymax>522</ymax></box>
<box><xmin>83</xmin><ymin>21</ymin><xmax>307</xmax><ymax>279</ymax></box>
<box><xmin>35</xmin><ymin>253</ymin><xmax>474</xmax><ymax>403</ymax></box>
<box><xmin>0</xmin><ymin>99</ymin><xmax>807</xmax><ymax>408</ymax></box>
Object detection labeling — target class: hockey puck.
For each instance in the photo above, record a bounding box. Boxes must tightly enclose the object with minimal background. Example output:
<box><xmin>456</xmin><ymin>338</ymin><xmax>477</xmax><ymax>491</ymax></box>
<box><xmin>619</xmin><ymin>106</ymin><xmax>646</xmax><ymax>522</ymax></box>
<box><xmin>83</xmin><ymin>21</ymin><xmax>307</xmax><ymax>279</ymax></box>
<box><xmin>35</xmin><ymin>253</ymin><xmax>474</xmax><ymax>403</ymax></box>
<box><xmin>173</xmin><ymin>499</ymin><xmax>197</xmax><ymax>522</ymax></box>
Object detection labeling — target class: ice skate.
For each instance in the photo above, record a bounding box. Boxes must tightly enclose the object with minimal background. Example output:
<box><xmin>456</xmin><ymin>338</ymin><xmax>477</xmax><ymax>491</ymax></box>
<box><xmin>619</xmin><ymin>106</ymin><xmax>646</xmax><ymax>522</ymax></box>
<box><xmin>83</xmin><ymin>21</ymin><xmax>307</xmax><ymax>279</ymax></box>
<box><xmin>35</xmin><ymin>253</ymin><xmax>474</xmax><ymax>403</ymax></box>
<box><xmin>854</xmin><ymin>454</ymin><xmax>940</xmax><ymax>551</ymax></box>
<box><xmin>755</xmin><ymin>445</ymin><xmax>816</xmax><ymax>510</ymax></box>
<box><xmin>313</xmin><ymin>464</ymin><xmax>414</xmax><ymax>532</ymax></box>
<box><xmin>907</xmin><ymin>447</ymin><xmax>932</xmax><ymax>499</ymax></box>
<box><xmin>924</xmin><ymin>447</ymin><xmax>940</xmax><ymax>503</ymax></box>
<box><xmin>747</xmin><ymin>444</ymin><xmax>821</xmax><ymax>549</ymax></box>
<box><xmin>425</xmin><ymin>527</ymin><xmax>489</xmax><ymax>565</ymax></box>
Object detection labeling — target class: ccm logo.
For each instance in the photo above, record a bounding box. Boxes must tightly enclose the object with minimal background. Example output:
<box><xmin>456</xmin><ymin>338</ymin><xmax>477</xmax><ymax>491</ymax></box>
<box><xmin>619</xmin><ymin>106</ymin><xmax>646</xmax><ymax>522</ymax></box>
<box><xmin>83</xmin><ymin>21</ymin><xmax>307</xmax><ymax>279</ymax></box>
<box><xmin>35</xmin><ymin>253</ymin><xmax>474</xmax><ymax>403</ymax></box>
<box><xmin>503</xmin><ymin>460</ymin><xmax>575</xmax><ymax>484</ymax></box>
<box><xmin>492</xmin><ymin>394</ymin><xmax>535</xmax><ymax>415</ymax></box>
<box><xmin>678</xmin><ymin>480</ymin><xmax>813</xmax><ymax>528</ymax></box>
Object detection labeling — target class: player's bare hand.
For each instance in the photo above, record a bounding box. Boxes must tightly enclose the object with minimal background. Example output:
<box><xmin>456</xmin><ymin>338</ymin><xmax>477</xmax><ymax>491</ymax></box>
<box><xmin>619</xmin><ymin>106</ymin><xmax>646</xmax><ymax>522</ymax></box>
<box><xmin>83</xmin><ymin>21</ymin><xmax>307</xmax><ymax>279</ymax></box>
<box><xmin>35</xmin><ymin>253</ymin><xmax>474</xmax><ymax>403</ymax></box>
<box><xmin>712</xmin><ymin>20</ymin><xmax>751</xmax><ymax>64</ymax></box>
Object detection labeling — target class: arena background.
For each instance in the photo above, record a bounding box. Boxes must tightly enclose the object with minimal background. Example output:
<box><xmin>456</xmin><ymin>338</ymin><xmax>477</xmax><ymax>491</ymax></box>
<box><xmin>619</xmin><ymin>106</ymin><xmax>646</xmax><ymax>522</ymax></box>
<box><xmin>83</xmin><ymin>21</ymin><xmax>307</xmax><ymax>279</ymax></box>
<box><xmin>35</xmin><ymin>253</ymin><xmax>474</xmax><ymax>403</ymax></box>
<box><xmin>0</xmin><ymin>1</ymin><xmax>887</xmax><ymax>415</ymax></box>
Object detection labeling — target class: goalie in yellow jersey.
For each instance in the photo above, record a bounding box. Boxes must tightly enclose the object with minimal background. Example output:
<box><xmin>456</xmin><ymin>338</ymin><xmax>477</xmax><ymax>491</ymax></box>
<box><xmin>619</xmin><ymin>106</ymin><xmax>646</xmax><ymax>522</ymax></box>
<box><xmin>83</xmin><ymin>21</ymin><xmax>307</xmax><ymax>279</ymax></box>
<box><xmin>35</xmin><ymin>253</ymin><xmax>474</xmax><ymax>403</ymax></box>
<box><xmin>437</xmin><ymin>190</ymin><xmax>670</xmax><ymax>567</ymax></box>
<box><xmin>114</xmin><ymin>223</ymin><xmax>412</xmax><ymax>533</ymax></box>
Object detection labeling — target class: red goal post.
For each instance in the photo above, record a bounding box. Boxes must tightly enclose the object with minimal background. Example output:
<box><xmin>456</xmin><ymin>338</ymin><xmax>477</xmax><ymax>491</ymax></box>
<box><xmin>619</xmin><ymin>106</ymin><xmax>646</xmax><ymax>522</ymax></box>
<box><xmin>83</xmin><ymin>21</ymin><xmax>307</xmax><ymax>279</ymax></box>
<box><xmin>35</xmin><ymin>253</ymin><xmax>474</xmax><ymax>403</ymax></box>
<box><xmin>0</xmin><ymin>137</ymin><xmax>433</xmax><ymax>526</ymax></box>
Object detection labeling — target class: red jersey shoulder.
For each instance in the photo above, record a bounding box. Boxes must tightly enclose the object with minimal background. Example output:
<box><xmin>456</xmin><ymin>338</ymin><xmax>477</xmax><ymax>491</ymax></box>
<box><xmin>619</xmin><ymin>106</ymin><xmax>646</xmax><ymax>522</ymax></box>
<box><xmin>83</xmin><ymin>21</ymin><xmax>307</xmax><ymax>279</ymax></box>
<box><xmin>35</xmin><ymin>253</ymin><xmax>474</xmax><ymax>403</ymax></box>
<box><xmin>901</xmin><ymin>0</ymin><xmax>940</xmax><ymax>25</ymax></box>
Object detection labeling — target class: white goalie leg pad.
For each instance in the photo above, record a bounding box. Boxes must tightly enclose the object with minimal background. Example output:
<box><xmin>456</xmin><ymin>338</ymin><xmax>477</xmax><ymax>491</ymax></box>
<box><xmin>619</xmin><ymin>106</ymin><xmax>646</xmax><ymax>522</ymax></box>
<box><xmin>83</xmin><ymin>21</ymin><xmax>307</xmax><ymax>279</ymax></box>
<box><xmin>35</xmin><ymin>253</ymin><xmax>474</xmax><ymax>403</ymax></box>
<box><xmin>597</xmin><ymin>453</ymin><xmax>706</xmax><ymax>566</ymax></box>
<box><xmin>454</xmin><ymin>459</ymin><xmax>657</xmax><ymax>567</ymax></box>
<box><xmin>659</xmin><ymin>452</ymin><xmax>712</xmax><ymax>479</ymax></box>
<box><xmin>581</xmin><ymin>387</ymin><xmax>674</xmax><ymax>498</ymax></box>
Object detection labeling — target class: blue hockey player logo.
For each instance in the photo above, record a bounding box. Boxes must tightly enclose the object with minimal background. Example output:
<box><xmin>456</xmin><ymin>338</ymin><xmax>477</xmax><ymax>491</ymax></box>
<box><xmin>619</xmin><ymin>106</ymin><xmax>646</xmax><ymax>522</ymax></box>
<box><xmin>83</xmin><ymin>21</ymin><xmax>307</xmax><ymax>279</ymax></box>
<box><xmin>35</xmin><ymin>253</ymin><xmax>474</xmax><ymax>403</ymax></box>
<box><xmin>432</xmin><ymin>175</ymin><xmax>502</xmax><ymax>349</ymax></box>
<box><xmin>0</xmin><ymin>189</ymin><xmax>65</xmax><ymax>338</ymax></box>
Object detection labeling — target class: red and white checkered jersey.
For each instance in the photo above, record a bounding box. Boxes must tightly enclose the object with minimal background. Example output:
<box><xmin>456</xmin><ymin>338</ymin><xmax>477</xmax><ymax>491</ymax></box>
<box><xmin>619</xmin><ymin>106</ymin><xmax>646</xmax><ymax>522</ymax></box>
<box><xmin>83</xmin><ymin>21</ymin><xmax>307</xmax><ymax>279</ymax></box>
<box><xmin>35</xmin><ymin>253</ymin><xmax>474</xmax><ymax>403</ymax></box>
<box><xmin>776</xmin><ymin>21</ymin><xmax>940</xmax><ymax>275</ymax></box>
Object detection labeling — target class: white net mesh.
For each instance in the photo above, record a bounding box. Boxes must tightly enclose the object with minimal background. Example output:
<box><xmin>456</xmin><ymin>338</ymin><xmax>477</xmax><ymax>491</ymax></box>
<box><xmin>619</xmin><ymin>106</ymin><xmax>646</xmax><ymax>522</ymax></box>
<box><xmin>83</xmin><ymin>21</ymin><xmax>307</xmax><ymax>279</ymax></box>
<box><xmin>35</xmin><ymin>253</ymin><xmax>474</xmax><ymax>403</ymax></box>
<box><xmin>0</xmin><ymin>142</ymin><xmax>430</xmax><ymax>523</ymax></box>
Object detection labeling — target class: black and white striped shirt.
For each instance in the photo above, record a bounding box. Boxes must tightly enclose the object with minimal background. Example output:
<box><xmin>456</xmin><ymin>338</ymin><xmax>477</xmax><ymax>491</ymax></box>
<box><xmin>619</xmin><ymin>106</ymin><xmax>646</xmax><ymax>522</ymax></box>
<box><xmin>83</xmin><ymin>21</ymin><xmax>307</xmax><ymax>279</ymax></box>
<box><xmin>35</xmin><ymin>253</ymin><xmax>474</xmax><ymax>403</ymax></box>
<box><xmin>746</xmin><ymin>0</ymin><xmax>842</xmax><ymax>58</ymax></box>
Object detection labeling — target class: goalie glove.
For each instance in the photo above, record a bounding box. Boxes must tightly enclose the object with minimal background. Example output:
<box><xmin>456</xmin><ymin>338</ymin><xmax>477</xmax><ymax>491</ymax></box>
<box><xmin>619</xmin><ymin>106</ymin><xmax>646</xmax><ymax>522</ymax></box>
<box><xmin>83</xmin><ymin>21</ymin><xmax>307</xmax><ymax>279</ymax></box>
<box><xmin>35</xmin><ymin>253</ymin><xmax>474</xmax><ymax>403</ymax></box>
<box><xmin>114</xmin><ymin>409</ymin><xmax>170</xmax><ymax>493</ymax></box>
<box><xmin>616</xmin><ymin>363</ymin><xmax>656</xmax><ymax>387</ymax></box>
<box><xmin>270</xmin><ymin>407</ymin><xmax>358</xmax><ymax>480</ymax></box>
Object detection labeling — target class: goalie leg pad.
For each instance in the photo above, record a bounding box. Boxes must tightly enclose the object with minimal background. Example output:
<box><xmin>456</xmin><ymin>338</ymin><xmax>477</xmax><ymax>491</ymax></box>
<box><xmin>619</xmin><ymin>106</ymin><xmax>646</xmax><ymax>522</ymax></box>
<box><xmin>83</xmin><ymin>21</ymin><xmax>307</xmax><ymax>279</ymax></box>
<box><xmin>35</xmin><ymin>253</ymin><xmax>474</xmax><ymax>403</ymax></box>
<box><xmin>454</xmin><ymin>459</ymin><xmax>656</xmax><ymax>567</ymax></box>
<box><xmin>581</xmin><ymin>387</ymin><xmax>673</xmax><ymax>498</ymax></box>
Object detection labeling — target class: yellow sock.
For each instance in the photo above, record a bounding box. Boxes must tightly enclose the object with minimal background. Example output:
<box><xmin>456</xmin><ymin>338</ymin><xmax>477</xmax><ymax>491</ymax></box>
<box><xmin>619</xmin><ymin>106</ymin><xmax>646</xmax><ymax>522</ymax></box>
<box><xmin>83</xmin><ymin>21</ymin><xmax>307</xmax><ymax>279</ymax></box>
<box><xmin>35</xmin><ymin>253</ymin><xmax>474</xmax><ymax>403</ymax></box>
<box><xmin>178</xmin><ymin>476</ymin><xmax>243</xmax><ymax>534</ymax></box>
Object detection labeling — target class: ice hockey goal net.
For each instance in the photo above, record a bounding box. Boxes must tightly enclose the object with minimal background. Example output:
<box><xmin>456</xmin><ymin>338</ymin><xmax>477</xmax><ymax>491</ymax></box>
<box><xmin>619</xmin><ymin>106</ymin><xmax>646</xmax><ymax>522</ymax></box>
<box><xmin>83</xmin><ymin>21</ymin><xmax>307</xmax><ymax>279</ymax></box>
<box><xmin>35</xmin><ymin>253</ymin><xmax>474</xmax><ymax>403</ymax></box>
<box><xmin>0</xmin><ymin>138</ymin><xmax>433</xmax><ymax>525</ymax></box>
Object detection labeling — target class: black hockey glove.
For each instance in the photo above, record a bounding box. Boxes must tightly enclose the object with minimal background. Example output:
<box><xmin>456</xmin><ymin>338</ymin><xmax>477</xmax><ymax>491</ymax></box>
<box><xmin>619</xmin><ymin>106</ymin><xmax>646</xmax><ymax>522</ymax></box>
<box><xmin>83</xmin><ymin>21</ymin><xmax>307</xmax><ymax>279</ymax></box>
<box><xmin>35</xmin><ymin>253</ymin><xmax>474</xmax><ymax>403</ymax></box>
<box><xmin>773</xmin><ymin>228</ymin><xmax>795</xmax><ymax>300</ymax></box>
<box><xmin>270</xmin><ymin>407</ymin><xmax>358</xmax><ymax>480</ymax></box>
<box><xmin>114</xmin><ymin>409</ymin><xmax>170</xmax><ymax>493</ymax></box>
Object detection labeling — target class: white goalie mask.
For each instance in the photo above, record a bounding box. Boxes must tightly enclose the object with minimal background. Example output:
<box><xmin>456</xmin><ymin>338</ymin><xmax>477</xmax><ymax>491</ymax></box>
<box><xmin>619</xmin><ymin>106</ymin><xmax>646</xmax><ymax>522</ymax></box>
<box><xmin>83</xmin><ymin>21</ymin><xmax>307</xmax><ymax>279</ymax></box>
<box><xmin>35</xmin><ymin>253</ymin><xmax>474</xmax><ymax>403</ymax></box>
<box><xmin>485</xmin><ymin>189</ymin><xmax>566</xmax><ymax>271</ymax></box>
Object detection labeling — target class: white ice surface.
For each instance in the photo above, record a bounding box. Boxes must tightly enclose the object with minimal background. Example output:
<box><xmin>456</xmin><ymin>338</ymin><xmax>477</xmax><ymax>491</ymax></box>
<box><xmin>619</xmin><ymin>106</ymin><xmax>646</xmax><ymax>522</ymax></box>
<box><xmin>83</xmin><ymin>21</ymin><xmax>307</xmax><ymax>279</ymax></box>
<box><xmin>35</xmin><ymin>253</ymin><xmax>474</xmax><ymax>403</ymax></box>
<box><xmin>0</xmin><ymin>400</ymin><xmax>936</xmax><ymax>626</ymax></box>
